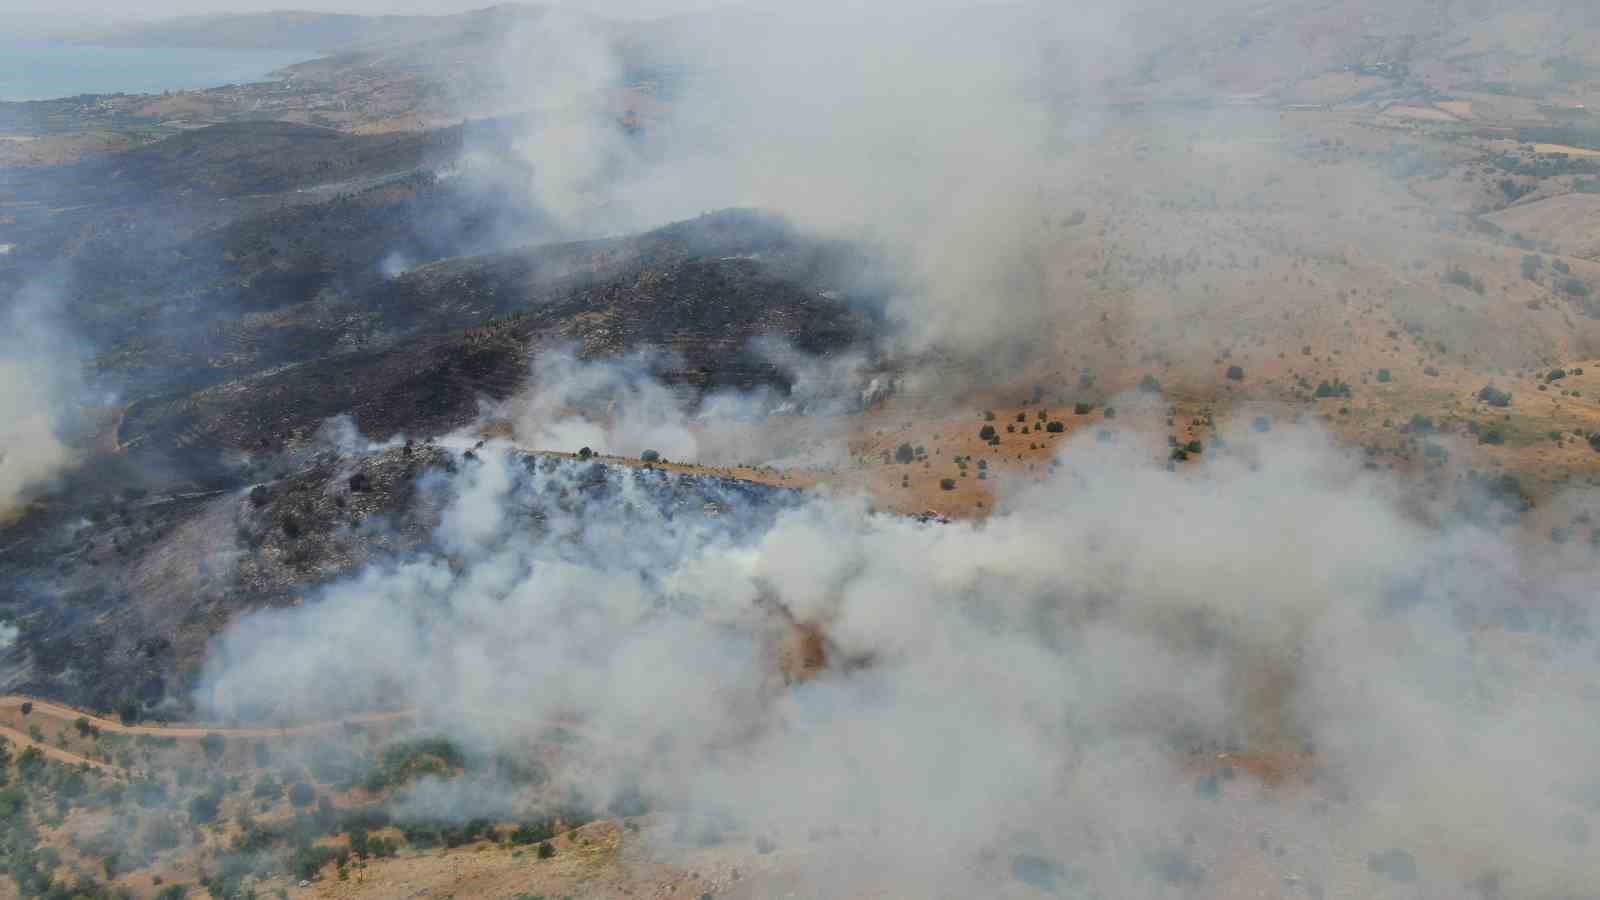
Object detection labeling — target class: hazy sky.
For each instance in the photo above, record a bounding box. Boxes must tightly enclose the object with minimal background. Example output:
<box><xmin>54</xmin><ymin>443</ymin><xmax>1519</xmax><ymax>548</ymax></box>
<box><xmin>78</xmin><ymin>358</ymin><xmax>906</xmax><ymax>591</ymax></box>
<box><xmin>0</xmin><ymin>0</ymin><xmax>736</xmax><ymax>27</ymax></box>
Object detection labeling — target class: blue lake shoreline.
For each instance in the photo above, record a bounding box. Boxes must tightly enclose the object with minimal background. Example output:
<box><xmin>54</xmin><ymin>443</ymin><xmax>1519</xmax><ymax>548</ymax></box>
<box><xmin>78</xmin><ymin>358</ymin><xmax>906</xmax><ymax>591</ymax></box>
<box><xmin>0</xmin><ymin>43</ymin><xmax>319</xmax><ymax>103</ymax></box>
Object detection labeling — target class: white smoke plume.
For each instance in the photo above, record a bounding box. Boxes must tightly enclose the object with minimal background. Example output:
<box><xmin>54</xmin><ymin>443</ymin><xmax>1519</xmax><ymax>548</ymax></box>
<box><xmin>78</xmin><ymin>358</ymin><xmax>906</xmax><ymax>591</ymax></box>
<box><xmin>195</xmin><ymin>412</ymin><xmax>1600</xmax><ymax>896</ymax></box>
<box><xmin>506</xmin><ymin>345</ymin><xmax>876</xmax><ymax>466</ymax></box>
<box><xmin>0</xmin><ymin>281</ymin><xmax>87</xmax><ymax>518</ymax></box>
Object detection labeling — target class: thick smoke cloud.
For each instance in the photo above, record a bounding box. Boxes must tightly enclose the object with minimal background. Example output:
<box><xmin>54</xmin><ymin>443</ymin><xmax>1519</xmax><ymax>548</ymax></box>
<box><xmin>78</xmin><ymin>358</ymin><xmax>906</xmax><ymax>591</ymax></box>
<box><xmin>195</xmin><ymin>412</ymin><xmax>1600</xmax><ymax>895</ymax></box>
<box><xmin>478</xmin><ymin>3</ymin><xmax>1097</xmax><ymax>361</ymax></box>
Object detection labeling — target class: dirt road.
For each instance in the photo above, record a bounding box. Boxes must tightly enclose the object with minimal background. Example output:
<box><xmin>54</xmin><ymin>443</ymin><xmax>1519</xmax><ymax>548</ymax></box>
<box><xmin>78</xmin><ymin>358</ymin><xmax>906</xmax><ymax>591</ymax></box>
<box><xmin>0</xmin><ymin>695</ymin><xmax>415</xmax><ymax>739</ymax></box>
<box><xmin>0</xmin><ymin>723</ymin><xmax>127</xmax><ymax>775</ymax></box>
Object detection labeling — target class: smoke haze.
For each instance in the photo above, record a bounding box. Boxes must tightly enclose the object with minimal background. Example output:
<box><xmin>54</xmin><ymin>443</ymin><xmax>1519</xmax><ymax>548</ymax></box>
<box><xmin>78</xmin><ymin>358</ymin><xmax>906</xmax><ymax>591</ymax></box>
<box><xmin>2</xmin><ymin>0</ymin><xmax>1596</xmax><ymax>897</ymax></box>
<box><xmin>194</xmin><ymin>401</ymin><xmax>1600</xmax><ymax>895</ymax></box>
<box><xmin>0</xmin><ymin>281</ymin><xmax>86</xmax><ymax>518</ymax></box>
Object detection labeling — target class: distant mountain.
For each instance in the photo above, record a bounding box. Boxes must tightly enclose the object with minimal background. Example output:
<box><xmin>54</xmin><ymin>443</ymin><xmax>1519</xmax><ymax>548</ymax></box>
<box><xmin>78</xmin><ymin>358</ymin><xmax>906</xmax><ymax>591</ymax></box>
<box><xmin>59</xmin><ymin>4</ymin><xmax>550</xmax><ymax>52</ymax></box>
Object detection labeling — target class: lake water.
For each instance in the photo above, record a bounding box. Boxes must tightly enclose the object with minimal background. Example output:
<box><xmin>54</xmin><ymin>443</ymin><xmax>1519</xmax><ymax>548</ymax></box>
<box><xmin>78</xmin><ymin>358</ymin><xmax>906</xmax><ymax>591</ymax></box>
<box><xmin>0</xmin><ymin>43</ymin><xmax>317</xmax><ymax>103</ymax></box>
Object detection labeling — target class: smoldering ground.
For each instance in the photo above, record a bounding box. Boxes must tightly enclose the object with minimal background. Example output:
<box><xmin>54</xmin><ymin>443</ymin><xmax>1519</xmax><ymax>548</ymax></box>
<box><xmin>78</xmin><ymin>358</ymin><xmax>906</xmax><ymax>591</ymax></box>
<box><xmin>193</xmin><ymin>411</ymin><xmax>1600</xmax><ymax>897</ymax></box>
<box><xmin>504</xmin><ymin>344</ymin><xmax>881</xmax><ymax>468</ymax></box>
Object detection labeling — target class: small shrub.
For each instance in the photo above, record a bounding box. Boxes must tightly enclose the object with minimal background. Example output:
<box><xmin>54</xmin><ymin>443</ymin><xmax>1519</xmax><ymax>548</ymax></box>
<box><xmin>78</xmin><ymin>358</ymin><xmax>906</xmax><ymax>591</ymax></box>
<box><xmin>979</xmin><ymin>425</ymin><xmax>997</xmax><ymax>441</ymax></box>
<box><xmin>1138</xmin><ymin>374</ymin><xmax>1162</xmax><ymax>393</ymax></box>
<box><xmin>1045</xmin><ymin>421</ymin><xmax>1065</xmax><ymax>434</ymax></box>
<box><xmin>288</xmin><ymin>782</ymin><xmax>316</xmax><ymax>808</ymax></box>
<box><xmin>940</xmin><ymin>478</ymin><xmax>956</xmax><ymax>491</ymax></box>
<box><xmin>577</xmin><ymin>446</ymin><xmax>593</xmax><ymax>460</ymax></box>
<box><xmin>1074</xmin><ymin>402</ymin><xmax>1093</xmax><ymax>415</ymax></box>
<box><xmin>189</xmin><ymin>790</ymin><xmax>222</xmax><ymax>825</ymax></box>
<box><xmin>1477</xmin><ymin>384</ymin><xmax>1512</xmax><ymax>407</ymax></box>
<box><xmin>20</xmin><ymin>702</ymin><xmax>31</xmax><ymax>716</ymax></box>
<box><xmin>895</xmin><ymin>443</ymin><xmax>915</xmax><ymax>464</ymax></box>
<box><xmin>639</xmin><ymin>449</ymin><xmax>661</xmax><ymax>463</ymax></box>
<box><xmin>537</xmin><ymin>841</ymin><xmax>556</xmax><ymax>859</ymax></box>
<box><xmin>347</xmin><ymin>472</ymin><xmax>372</xmax><ymax>493</ymax></box>
<box><xmin>1376</xmin><ymin>369</ymin><xmax>1391</xmax><ymax>383</ymax></box>
<box><xmin>1225</xmin><ymin>365</ymin><xmax>1244</xmax><ymax>381</ymax></box>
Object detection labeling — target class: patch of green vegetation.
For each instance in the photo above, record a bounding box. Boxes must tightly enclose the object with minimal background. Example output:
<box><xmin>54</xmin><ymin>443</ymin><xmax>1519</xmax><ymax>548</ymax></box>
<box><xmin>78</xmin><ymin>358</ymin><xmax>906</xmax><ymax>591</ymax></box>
<box><xmin>364</xmin><ymin>736</ymin><xmax>465</xmax><ymax>793</ymax></box>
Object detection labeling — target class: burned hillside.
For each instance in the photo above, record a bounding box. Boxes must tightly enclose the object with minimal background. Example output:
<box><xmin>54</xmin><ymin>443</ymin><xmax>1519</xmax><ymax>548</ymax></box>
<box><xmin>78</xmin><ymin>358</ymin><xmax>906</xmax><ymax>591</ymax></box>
<box><xmin>0</xmin><ymin>443</ymin><xmax>801</xmax><ymax>715</ymax></box>
<box><xmin>113</xmin><ymin>209</ymin><xmax>875</xmax><ymax>470</ymax></box>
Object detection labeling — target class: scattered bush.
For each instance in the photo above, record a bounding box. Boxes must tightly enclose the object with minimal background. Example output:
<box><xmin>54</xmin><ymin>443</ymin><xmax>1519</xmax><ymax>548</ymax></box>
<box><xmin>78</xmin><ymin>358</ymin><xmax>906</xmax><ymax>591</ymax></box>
<box><xmin>1045</xmin><ymin>421</ymin><xmax>1065</xmax><ymax>434</ymax></box>
<box><xmin>201</xmin><ymin>733</ymin><xmax>225</xmax><ymax>764</ymax></box>
<box><xmin>19</xmin><ymin>702</ymin><xmax>31</xmax><ymax>716</ymax></box>
<box><xmin>288</xmin><ymin>782</ymin><xmax>316</xmax><ymax>808</ymax></box>
<box><xmin>1074</xmin><ymin>402</ymin><xmax>1093</xmax><ymax>415</ymax></box>
<box><xmin>189</xmin><ymin>789</ymin><xmax>222</xmax><ymax>825</ymax></box>
<box><xmin>511</xmin><ymin>819</ymin><xmax>556</xmax><ymax>846</ymax></box>
<box><xmin>895</xmin><ymin>443</ymin><xmax>915</xmax><ymax>464</ymax></box>
<box><xmin>639</xmin><ymin>449</ymin><xmax>661</xmax><ymax>463</ymax></box>
<box><xmin>979</xmin><ymin>425</ymin><xmax>997</xmax><ymax>441</ymax></box>
<box><xmin>1138</xmin><ymin>374</ymin><xmax>1162</xmax><ymax>393</ymax></box>
<box><xmin>1376</xmin><ymin>369</ymin><xmax>1391</xmax><ymax>383</ymax></box>
<box><xmin>1477</xmin><ymin>384</ymin><xmax>1512</xmax><ymax>407</ymax></box>
<box><xmin>1314</xmin><ymin>379</ymin><xmax>1352</xmax><ymax>399</ymax></box>
<box><xmin>577</xmin><ymin>446</ymin><xmax>593</xmax><ymax>460</ymax></box>
<box><xmin>1563</xmin><ymin>278</ymin><xmax>1591</xmax><ymax>298</ymax></box>
<box><xmin>347</xmin><ymin>472</ymin><xmax>372</xmax><ymax>493</ymax></box>
<box><xmin>940</xmin><ymin>478</ymin><xmax>956</xmax><ymax>491</ymax></box>
<box><xmin>1225</xmin><ymin>365</ymin><xmax>1244</xmax><ymax>381</ymax></box>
